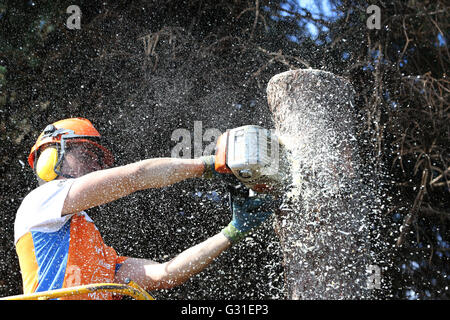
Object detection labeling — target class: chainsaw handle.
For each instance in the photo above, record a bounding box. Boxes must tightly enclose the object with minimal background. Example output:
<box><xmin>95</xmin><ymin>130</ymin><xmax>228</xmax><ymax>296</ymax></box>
<box><xmin>214</xmin><ymin>130</ymin><xmax>233</xmax><ymax>174</ymax></box>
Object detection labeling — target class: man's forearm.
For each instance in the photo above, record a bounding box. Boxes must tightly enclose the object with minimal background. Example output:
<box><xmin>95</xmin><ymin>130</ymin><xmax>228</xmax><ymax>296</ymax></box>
<box><xmin>132</xmin><ymin>157</ymin><xmax>205</xmax><ymax>190</ymax></box>
<box><xmin>150</xmin><ymin>233</ymin><xmax>232</xmax><ymax>289</ymax></box>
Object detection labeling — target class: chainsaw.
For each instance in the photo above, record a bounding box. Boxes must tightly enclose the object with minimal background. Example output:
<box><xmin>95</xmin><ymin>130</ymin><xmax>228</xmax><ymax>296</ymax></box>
<box><xmin>212</xmin><ymin>125</ymin><xmax>290</xmax><ymax>200</ymax></box>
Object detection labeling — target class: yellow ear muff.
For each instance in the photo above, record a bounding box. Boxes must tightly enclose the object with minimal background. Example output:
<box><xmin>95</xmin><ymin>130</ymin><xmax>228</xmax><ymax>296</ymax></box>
<box><xmin>35</xmin><ymin>147</ymin><xmax>59</xmax><ymax>181</ymax></box>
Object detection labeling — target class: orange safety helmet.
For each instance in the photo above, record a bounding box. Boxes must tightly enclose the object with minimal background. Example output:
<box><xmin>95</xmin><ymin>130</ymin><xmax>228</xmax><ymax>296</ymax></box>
<box><xmin>28</xmin><ymin>117</ymin><xmax>114</xmax><ymax>180</ymax></box>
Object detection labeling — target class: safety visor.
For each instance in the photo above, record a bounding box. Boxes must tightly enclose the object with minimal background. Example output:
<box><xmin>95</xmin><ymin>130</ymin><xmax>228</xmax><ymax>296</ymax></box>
<box><xmin>28</xmin><ymin>128</ymin><xmax>114</xmax><ymax>170</ymax></box>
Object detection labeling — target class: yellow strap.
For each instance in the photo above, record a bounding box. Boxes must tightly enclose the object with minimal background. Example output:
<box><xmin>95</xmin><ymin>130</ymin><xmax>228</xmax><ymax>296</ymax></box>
<box><xmin>1</xmin><ymin>282</ymin><xmax>155</xmax><ymax>300</ymax></box>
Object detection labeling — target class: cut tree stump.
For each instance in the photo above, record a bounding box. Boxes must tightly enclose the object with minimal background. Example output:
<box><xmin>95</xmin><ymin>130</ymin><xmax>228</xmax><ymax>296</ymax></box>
<box><xmin>267</xmin><ymin>69</ymin><xmax>374</xmax><ymax>299</ymax></box>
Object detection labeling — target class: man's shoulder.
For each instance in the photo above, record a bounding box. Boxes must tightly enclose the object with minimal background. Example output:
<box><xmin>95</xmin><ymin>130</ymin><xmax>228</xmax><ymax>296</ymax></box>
<box><xmin>18</xmin><ymin>180</ymin><xmax>67</xmax><ymax>208</ymax></box>
<box><xmin>14</xmin><ymin>179</ymin><xmax>77</xmax><ymax>244</ymax></box>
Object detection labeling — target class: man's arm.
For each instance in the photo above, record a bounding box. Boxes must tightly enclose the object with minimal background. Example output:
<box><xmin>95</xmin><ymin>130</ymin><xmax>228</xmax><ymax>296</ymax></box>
<box><xmin>114</xmin><ymin>194</ymin><xmax>274</xmax><ymax>292</ymax></box>
<box><xmin>115</xmin><ymin>233</ymin><xmax>232</xmax><ymax>290</ymax></box>
<box><xmin>62</xmin><ymin>158</ymin><xmax>205</xmax><ymax>215</ymax></box>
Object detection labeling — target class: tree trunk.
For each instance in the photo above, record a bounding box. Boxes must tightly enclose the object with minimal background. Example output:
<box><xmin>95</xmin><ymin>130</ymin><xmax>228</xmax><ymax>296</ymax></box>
<box><xmin>267</xmin><ymin>69</ymin><xmax>374</xmax><ymax>299</ymax></box>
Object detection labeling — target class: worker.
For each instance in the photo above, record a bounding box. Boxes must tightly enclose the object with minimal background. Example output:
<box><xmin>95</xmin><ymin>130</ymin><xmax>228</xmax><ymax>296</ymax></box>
<box><xmin>14</xmin><ymin>117</ymin><xmax>273</xmax><ymax>299</ymax></box>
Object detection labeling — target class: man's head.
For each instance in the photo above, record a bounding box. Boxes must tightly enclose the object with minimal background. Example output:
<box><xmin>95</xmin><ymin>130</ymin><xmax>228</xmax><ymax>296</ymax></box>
<box><xmin>28</xmin><ymin>118</ymin><xmax>113</xmax><ymax>184</ymax></box>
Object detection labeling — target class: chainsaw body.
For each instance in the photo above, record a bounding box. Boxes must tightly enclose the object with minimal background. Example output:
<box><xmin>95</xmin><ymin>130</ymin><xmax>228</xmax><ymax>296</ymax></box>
<box><xmin>214</xmin><ymin>125</ymin><xmax>289</xmax><ymax>195</ymax></box>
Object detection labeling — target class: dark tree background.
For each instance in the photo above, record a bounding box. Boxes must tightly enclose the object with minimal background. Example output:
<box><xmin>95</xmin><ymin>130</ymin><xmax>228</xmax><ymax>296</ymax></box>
<box><xmin>0</xmin><ymin>0</ymin><xmax>448</xmax><ymax>299</ymax></box>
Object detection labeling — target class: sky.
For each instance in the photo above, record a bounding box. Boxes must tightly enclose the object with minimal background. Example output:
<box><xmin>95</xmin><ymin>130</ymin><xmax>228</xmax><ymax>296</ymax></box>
<box><xmin>296</xmin><ymin>0</ymin><xmax>339</xmax><ymax>37</ymax></box>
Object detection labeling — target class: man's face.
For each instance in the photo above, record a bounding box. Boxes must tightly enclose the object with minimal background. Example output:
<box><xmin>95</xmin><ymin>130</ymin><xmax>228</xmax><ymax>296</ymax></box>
<box><xmin>61</xmin><ymin>142</ymin><xmax>104</xmax><ymax>178</ymax></box>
